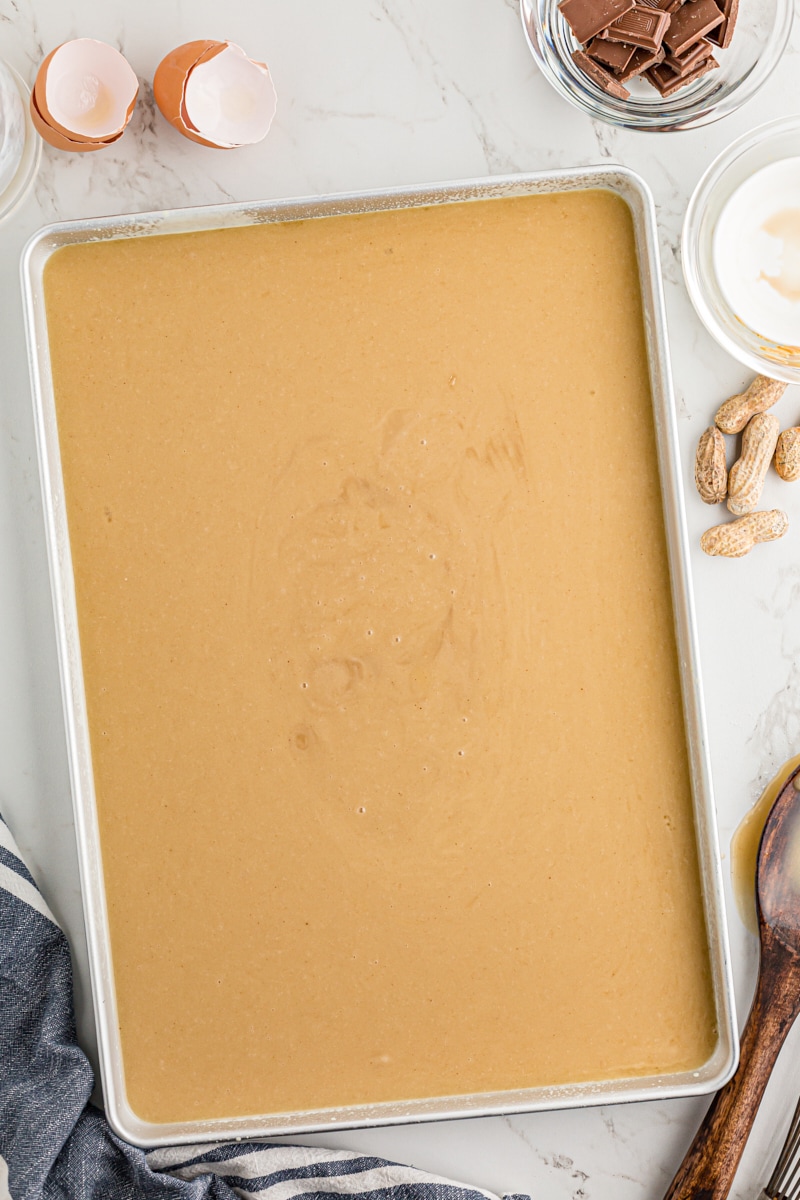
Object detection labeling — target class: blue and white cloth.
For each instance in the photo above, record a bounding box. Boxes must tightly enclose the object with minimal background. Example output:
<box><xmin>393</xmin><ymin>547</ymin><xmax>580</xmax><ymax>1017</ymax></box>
<box><xmin>0</xmin><ymin>814</ymin><xmax>529</xmax><ymax>1200</ymax></box>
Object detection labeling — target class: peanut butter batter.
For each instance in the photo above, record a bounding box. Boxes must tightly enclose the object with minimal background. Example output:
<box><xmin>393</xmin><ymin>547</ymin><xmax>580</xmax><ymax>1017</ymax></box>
<box><xmin>43</xmin><ymin>189</ymin><xmax>716</xmax><ymax>1124</ymax></box>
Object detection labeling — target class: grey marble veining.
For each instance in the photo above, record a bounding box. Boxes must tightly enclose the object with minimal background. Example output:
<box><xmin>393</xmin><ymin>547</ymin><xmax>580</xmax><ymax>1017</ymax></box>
<box><xmin>2</xmin><ymin>1</ymin><xmax>800</xmax><ymax>1196</ymax></box>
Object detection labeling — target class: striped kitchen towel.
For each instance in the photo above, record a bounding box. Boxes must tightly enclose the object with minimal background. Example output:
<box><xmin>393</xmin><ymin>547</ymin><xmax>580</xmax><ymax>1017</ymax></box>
<box><xmin>0</xmin><ymin>814</ymin><xmax>530</xmax><ymax>1200</ymax></box>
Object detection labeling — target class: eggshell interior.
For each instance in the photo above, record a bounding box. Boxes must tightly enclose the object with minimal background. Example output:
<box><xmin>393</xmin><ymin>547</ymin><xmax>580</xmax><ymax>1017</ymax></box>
<box><xmin>180</xmin><ymin>42</ymin><xmax>276</xmax><ymax>147</ymax></box>
<box><xmin>30</xmin><ymin>89</ymin><xmax>118</xmax><ymax>152</ymax></box>
<box><xmin>42</xmin><ymin>39</ymin><xmax>138</xmax><ymax>140</ymax></box>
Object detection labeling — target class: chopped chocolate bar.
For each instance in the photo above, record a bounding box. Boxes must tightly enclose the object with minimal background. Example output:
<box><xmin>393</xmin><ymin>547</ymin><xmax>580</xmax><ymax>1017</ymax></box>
<box><xmin>662</xmin><ymin>0</ymin><xmax>723</xmax><ymax>54</ymax></box>
<box><xmin>647</xmin><ymin>51</ymin><xmax>718</xmax><ymax>92</ymax></box>
<box><xmin>587</xmin><ymin>36</ymin><xmax>637</xmax><ymax>71</ymax></box>
<box><xmin>559</xmin><ymin>0</ymin><xmax>636</xmax><ymax>42</ymax></box>
<box><xmin>617</xmin><ymin>44</ymin><xmax>665</xmax><ymax>79</ymax></box>
<box><xmin>571</xmin><ymin>49</ymin><xmax>632</xmax><ymax>97</ymax></box>
<box><xmin>605</xmin><ymin>5</ymin><xmax>671</xmax><ymax>49</ymax></box>
<box><xmin>707</xmin><ymin>0</ymin><xmax>738</xmax><ymax>48</ymax></box>
<box><xmin>561</xmin><ymin>0</ymin><xmax>735</xmax><ymax>107</ymax></box>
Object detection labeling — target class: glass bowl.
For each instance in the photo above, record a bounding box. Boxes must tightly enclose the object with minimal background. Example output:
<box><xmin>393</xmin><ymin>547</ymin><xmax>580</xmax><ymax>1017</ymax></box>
<box><xmin>683</xmin><ymin>117</ymin><xmax>800</xmax><ymax>385</ymax></box>
<box><xmin>520</xmin><ymin>0</ymin><xmax>792</xmax><ymax>133</ymax></box>
<box><xmin>0</xmin><ymin>60</ymin><xmax>41</xmax><ymax>226</ymax></box>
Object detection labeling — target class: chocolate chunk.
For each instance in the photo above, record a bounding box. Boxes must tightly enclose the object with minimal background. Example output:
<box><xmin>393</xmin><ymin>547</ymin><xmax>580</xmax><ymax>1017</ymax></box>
<box><xmin>646</xmin><ymin>62</ymin><xmax>680</xmax><ymax>90</ymax></box>
<box><xmin>571</xmin><ymin>49</ymin><xmax>632</xmax><ymax>97</ymax></box>
<box><xmin>617</xmin><ymin>44</ymin><xmax>665</xmax><ymax>79</ymax></box>
<box><xmin>605</xmin><ymin>5</ymin><xmax>671</xmax><ymax>49</ymax></box>
<box><xmin>587</xmin><ymin>36</ymin><xmax>637</xmax><ymax>71</ymax></box>
<box><xmin>558</xmin><ymin>0</ymin><xmax>636</xmax><ymax>43</ymax></box>
<box><xmin>707</xmin><ymin>0</ymin><xmax>738</xmax><ymax>48</ymax></box>
<box><xmin>647</xmin><ymin>51</ymin><xmax>718</xmax><ymax>93</ymax></box>
<box><xmin>662</xmin><ymin>0</ymin><xmax>723</xmax><ymax>53</ymax></box>
<box><xmin>663</xmin><ymin>35</ymin><xmax>712</xmax><ymax>70</ymax></box>
<box><xmin>641</xmin><ymin>0</ymin><xmax>685</xmax><ymax>12</ymax></box>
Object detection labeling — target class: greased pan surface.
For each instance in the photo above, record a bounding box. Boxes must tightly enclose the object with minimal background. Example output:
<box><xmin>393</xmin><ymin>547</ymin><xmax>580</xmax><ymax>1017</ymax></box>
<box><xmin>21</xmin><ymin>168</ymin><xmax>736</xmax><ymax>1147</ymax></box>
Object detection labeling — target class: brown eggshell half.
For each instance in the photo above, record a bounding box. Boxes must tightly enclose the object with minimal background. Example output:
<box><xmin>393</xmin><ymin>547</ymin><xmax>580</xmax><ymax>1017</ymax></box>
<box><xmin>33</xmin><ymin>41</ymin><xmax>138</xmax><ymax>143</ymax></box>
<box><xmin>29</xmin><ymin>89</ymin><xmax>122</xmax><ymax>153</ymax></box>
<box><xmin>153</xmin><ymin>40</ymin><xmax>229</xmax><ymax>146</ymax></box>
<box><xmin>32</xmin><ymin>48</ymin><xmax>58</xmax><ymax>123</ymax></box>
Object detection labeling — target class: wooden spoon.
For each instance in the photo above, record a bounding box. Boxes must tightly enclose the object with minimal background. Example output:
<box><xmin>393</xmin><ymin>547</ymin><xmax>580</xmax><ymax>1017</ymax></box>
<box><xmin>664</xmin><ymin>762</ymin><xmax>800</xmax><ymax>1200</ymax></box>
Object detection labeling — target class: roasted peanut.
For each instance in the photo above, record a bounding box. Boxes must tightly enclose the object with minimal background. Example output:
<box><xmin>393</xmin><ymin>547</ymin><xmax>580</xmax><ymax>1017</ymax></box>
<box><xmin>715</xmin><ymin>375</ymin><xmax>786</xmax><ymax>435</ymax></box>
<box><xmin>727</xmin><ymin>412</ymin><xmax>780</xmax><ymax>516</ymax></box>
<box><xmin>701</xmin><ymin>509</ymin><xmax>788</xmax><ymax>558</ymax></box>
<box><xmin>694</xmin><ymin>426</ymin><xmax>727</xmax><ymax>504</ymax></box>
<box><xmin>776</xmin><ymin>427</ymin><xmax>800</xmax><ymax>482</ymax></box>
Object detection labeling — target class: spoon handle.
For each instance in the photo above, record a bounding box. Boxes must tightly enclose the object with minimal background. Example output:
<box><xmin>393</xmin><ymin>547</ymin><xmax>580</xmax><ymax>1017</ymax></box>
<box><xmin>663</xmin><ymin>947</ymin><xmax>800</xmax><ymax>1200</ymax></box>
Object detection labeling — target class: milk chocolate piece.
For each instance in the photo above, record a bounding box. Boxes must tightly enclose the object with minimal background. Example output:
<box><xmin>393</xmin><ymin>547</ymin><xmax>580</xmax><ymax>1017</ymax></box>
<box><xmin>707</xmin><ymin>0</ymin><xmax>738</xmax><ymax>48</ymax></box>
<box><xmin>587</xmin><ymin>36</ymin><xmax>637</xmax><ymax>71</ymax></box>
<box><xmin>571</xmin><ymin>49</ymin><xmax>632</xmax><ymax>97</ymax></box>
<box><xmin>647</xmin><ymin>51</ymin><xmax>718</xmax><ymax>92</ymax></box>
<box><xmin>662</xmin><ymin>0</ymin><xmax>723</xmax><ymax>53</ymax></box>
<box><xmin>605</xmin><ymin>5</ymin><xmax>671</xmax><ymax>48</ymax></box>
<box><xmin>559</xmin><ymin>0</ymin><xmax>635</xmax><ymax>43</ymax></box>
<box><xmin>641</xmin><ymin>0</ymin><xmax>685</xmax><ymax>13</ymax></box>
<box><xmin>618</xmin><ymin>44</ymin><xmax>665</xmax><ymax>79</ymax></box>
<box><xmin>663</xmin><ymin>35</ymin><xmax>712</xmax><ymax>70</ymax></box>
<box><xmin>647</xmin><ymin>62</ymin><xmax>680</xmax><ymax>90</ymax></box>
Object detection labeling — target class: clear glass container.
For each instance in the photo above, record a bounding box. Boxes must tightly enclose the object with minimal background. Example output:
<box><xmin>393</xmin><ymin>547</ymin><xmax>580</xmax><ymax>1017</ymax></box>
<box><xmin>0</xmin><ymin>60</ymin><xmax>41</xmax><ymax>225</ymax></box>
<box><xmin>683</xmin><ymin>117</ymin><xmax>800</xmax><ymax>384</ymax></box>
<box><xmin>520</xmin><ymin>0</ymin><xmax>792</xmax><ymax>133</ymax></box>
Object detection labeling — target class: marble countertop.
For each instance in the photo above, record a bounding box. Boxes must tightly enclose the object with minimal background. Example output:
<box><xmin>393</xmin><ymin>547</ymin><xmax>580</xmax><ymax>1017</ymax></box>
<box><xmin>2</xmin><ymin>1</ymin><xmax>800</xmax><ymax>1196</ymax></box>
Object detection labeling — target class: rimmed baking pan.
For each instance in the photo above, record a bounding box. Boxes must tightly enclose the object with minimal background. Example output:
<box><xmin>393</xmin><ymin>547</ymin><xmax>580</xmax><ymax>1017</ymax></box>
<box><xmin>21</xmin><ymin>166</ymin><xmax>736</xmax><ymax>1147</ymax></box>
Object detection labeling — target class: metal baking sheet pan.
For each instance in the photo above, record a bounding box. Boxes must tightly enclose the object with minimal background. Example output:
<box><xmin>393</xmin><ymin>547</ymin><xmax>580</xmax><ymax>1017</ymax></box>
<box><xmin>21</xmin><ymin>167</ymin><xmax>737</xmax><ymax>1148</ymax></box>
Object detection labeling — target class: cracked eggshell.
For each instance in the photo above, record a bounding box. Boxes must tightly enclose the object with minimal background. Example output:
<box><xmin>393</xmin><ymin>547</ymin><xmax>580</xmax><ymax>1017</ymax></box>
<box><xmin>153</xmin><ymin>40</ymin><xmax>227</xmax><ymax>147</ymax></box>
<box><xmin>30</xmin><ymin>87</ymin><xmax>122</xmax><ymax>153</ymax></box>
<box><xmin>154</xmin><ymin>39</ymin><xmax>276</xmax><ymax>149</ymax></box>
<box><xmin>32</xmin><ymin>39</ymin><xmax>138</xmax><ymax>151</ymax></box>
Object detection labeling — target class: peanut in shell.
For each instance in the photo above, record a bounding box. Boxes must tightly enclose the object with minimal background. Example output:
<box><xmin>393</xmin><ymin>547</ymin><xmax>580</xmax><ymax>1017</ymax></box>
<box><xmin>715</xmin><ymin>376</ymin><xmax>786</xmax><ymax>436</ymax></box>
<box><xmin>701</xmin><ymin>509</ymin><xmax>788</xmax><ymax>558</ymax></box>
<box><xmin>694</xmin><ymin>426</ymin><xmax>727</xmax><ymax>504</ymax></box>
<box><xmin>727</xmin><ymin>412</ymin><xmax>780</xmax><ymax>516</ymax></box>
<box><xmin>776</xmin><ymin>427</ymin><xmax>800</xmax><ymax>483</ymax></box>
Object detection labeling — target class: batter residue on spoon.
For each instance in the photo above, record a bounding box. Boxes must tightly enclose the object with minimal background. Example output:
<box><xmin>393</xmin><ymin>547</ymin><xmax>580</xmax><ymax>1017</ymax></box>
<box><xmin>731</xmin><ymin>753</ymin><xmax>800</xmax><ymax>933</ymax></box>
